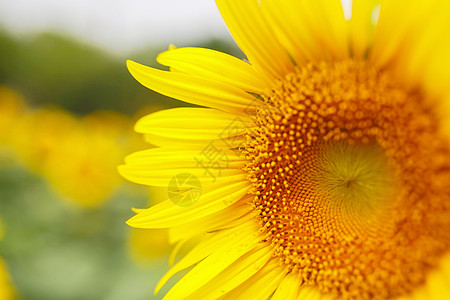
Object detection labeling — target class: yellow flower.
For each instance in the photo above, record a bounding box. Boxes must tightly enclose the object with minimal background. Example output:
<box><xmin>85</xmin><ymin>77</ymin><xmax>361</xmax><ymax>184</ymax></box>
<box><xmin>11</xmin><ymin>108</ymin><xmax>79</xmax><ymax>173</ymax></box>
<box><xmin>11</xmin><ymin>108</ymin><xmax>130</xmax><ymax>208</ymax></box>
<box><xmin>0</xmin><ymin>86</ymin><xmax>26</xmax><ymax>142</ymax></box>
<box><xmin>43</xmin><ymin>111</ymin><xmax>130</xmax><ymax>208</ymax></box>
<box><xmin>120</xmin><ymin>0</ymin><xmax>450</xmax><ymax>299</ymax></box>
<box><xmin>0</xmin><ymin>218</ymin><xmax>15</xmax><ymax>300</ymax></box>
<box><xmin>0</xmin><ymin>258</ymin><xmax>15</xmax><ymax>300</ymax></box>
<box><xmin>0</xmin><ymin>86</ymin><xmax>27</xmax><ymax>165</ymax></box>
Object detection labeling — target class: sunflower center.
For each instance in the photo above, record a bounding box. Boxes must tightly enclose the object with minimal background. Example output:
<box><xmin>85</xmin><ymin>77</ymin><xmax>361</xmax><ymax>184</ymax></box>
<box><xmin>301</xmin><ymin>141</ymin><xmax>397</xmax><ymax>241</ymax></box>
<box><xmin>244</xmin><ymin>60</ymin><xmax>450</xmax><ymax>299</ymax></box>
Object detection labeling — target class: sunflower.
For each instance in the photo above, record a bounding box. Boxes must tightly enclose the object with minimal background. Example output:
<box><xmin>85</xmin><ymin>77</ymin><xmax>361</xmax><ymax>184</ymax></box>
<box><xmin>9</xmin><ymin>108</ymin><xmax>126</xmax><ymax>207</ymax></box>
<box><xmin>119</xmin><ymin>0</ymin><xmax>450</xmax><ymax>299</ymax></box>
<box><xmin>0</xmin><ymin>258</ymin><xmax>15</xmax><ymax>300</ymax></box>
<box><xmin>0</xmin><ymin>86</ymin><xmax>26</xmax><ymax>148</ymax></box>
<box><xmin>0</xmin><ymin>219</ymin><xmax>15</xmax><ymax>300</ymax></box>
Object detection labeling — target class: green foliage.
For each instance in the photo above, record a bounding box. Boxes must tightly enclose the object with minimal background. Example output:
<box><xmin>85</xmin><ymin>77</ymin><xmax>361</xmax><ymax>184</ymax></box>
<box><xmin>0</xmin><ymin>30</ymin><xmax>242</xmax><ymax>115</ymax></box>
<box><xmin>0</xmin><ymin>163</ymin><xmax>172</xmax><ymax>300</ymax></box>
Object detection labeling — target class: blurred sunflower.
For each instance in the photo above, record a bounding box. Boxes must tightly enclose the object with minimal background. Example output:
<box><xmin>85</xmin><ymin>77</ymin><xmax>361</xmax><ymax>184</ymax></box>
<box><xmin>11</xmin><ymin>108</ymin><xmax>79</xmax><ymax>173</ymax></box>
<box><xmin>0</xmin><ymin>86</ymin><xmax>27</xmax><ymax>165</ymax></box>
<box><xmin>120</xmin><ymin>0</ymin><xmax>450</xmax><ymax>299</ymax></box>
<box><xmin>43</xmin><ymin>111</ymin><xmax>129</xmax><ymax>208</ymax></box>
<box><xmin>0</xmin><ymin>219</ymin><xmax>15</xmax><ymax>300</ymax></box>
<box><xmin>11</xmin><ymin>108</ymin><xmax>131</xmax><ymax>208</ymax></box>
<box><xmin>0</xmin><ymin>258</ymin><xmax>15</xmax><ymax>300</ymax></box>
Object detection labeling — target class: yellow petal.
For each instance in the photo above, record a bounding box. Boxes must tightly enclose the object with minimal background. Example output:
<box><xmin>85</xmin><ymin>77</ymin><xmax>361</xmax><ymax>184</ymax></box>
<box><xmin>222</xmin><ymin>258</ymin><xmax>287</xmax><ymax>300</ymax></box>
<box><xmin>272</xmin><ymin>272</ymin><xmax>301</xmax><ymax>300</ymax></box>
<box><xmin>261</xmin><ymin>0</ymin><xmax>349</xmax><ymax>64</ymax></box>
<box><xmin>441</xmin><ymin>253</ymin><xmax>450</xmax><ymax>281</ymax></box>
<box><xmin>370</xmin><ymin>0</ymin><xmax>411</xmax><ymax>68</ymax></box>
<box><xmin>259</xmin><ymin>0</ymin><xmax>325</xmax><ymax>64</ymax></box>
<box><xmin>297</xmin><ymin>286</ymin><xmax>328</xmax><ymax>300</ymax></box>
<box><xmin>119</xmin><ymin>163</ymin><xmax>244</xmax><ymax>187</ymax></box>
<box><xmin>156</xmin><ymin>47</ymin><xmax>265</xmax><ymax>93</ymax></box>
<box><xmin>371</xmin><ymin>0</ymin><xmax>450</xmax><ymax>134</ymax></box>
<box><xmin>126</xmin><ymin>178</ymin><xmax>250</xmax><ymax>228</ymax></box>
<box><xmin>142</xmin><ymin>133</ymin><xmax>205</xmax><ymax>148</ymax></box>
<box><xmin>0</xmin><ymin>258</ymin><xmax>15</xmax><ymax>300</ymax></box>
<box><xmin>371</xmin><ymin>0</ymin><xmax>436</xmax><ymax>70</ymax></box>
<box><xmin>156</xmin><ymin>221</ymin><xmax>260</xmax><ymax>295</ymax></box>
<box><xmin>123</xmin><ymin>147</ymin><xmax>245</xmax><ymax>167</ymax></box>
<box><xmin>425</xmin><ymin>253</ymin><xmax>450</xmax><ymax>300</ymax></box>
<box><xmin>127</xmin><ymin>60</ymin><xmax>255</xmax><ymax>115</ymax></box>
<box><xmin>119</xmin><ymin>148</ymin><xmax>246</xmax><ymax>187</ymax></box>
<box><xmin>135</xmin><ymin>107</ymin><xmax>249</xmax><ymax>148</ymax></box>
<box><xmin>168</xmin><ymin>237</ymin><xmax>189</xmax><ymax>266</ymax></box>
<box><xmin>156</xmin><ymin>229</ymin><xmax>240</xmax><ymax>294</ymax></box>
<box><xmin>301</xmin><ymin>0</ymin><xmax>349</xmax><ymax>60</ymax></box>
<box><xmin>163</xmin><ymin>222</ymin><xmax>261</xmax><ymax>300</ymax></box>
<box><xmin>412</xmin><ymin>3</ymin><xmax>450</xmax><ymax>99</ymax></box>
<box><xmin>216</xmin><ymin>0</ymin><xmax>294</xmax><ymax>82</ymax></box>
<box><xmin>393</xmin><ymin>1</ymin><xmax>449</xmax><ymax>92</ymax></box>
<box><xmin>168</xmin><ymin>200</ymin><xmax>252</xmax><ymax>244</ymax></box>
<box><xmin>427</xmin><ymin>269</ymin><xmax>450</xmax><ymax>300</ymax></box>
<box><xmin>350</xmin><ymin>0</ymin><xmax>379</xmax><ymax>58</ymax></box>
<box><xmin>185</xmin><ymin>245</ymin><xmax>273</xmax><ymax>299</ymax></box>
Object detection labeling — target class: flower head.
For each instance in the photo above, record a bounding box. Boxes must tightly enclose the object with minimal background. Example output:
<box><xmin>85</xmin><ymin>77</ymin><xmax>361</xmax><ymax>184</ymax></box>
<box><xmin>11</xmin><ymin>108</ymin><xmax>131</xmax><ymax>208</ymax></box>
<box><xmin>0</xmin><ymin>218</ymin><xmax>15</xmax><ymax>300</ymax></box>
<box><xmin>0</xmin><ymin>86</ymin><xmax>26</xmax><ymax>145</ymax></box>
<box><xmin>120</xmin><ymin>0</ymin><xmax>450</xmax><ymax>299</ymax></box>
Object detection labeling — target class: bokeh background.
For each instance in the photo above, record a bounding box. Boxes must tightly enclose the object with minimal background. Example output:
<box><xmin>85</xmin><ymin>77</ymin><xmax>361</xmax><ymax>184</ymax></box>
<box><xmin>0</xmin><ymin>1</ymin><xmax>243</xmax><ymax>299</ymax></box>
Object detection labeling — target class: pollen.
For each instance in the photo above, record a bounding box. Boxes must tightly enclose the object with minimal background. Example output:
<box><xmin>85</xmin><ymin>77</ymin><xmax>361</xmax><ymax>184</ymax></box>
<box><xmin>244</xmin><ymin>60</ymin><xmax>450</xmax><ymax>299</ymax></box>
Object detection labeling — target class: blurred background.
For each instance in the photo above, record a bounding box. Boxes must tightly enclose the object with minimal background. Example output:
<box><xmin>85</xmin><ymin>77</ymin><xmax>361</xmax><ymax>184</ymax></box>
<box><xmin>0</xmin><ymin>1</ymin><xmax>243</xmax><ymax>299</ymax></box>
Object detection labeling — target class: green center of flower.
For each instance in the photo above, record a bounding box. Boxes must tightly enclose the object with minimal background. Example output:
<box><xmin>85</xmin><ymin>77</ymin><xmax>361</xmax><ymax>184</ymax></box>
<box><xmin>314</xmin><ymin>141</ymin><xmax>397</xmax><ymax>239</ymax></box>
<box><xmin>244</xmin><ymin>60</ymin><xmax>450</xmax><ymax>299</ymax></box>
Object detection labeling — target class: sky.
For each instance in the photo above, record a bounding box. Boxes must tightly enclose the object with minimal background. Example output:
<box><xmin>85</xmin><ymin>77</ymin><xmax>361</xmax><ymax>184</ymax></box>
<box><xmin>0</xmin><ymin>0</ymin><xmax>233</xmax><ymax>54</ymax></box>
